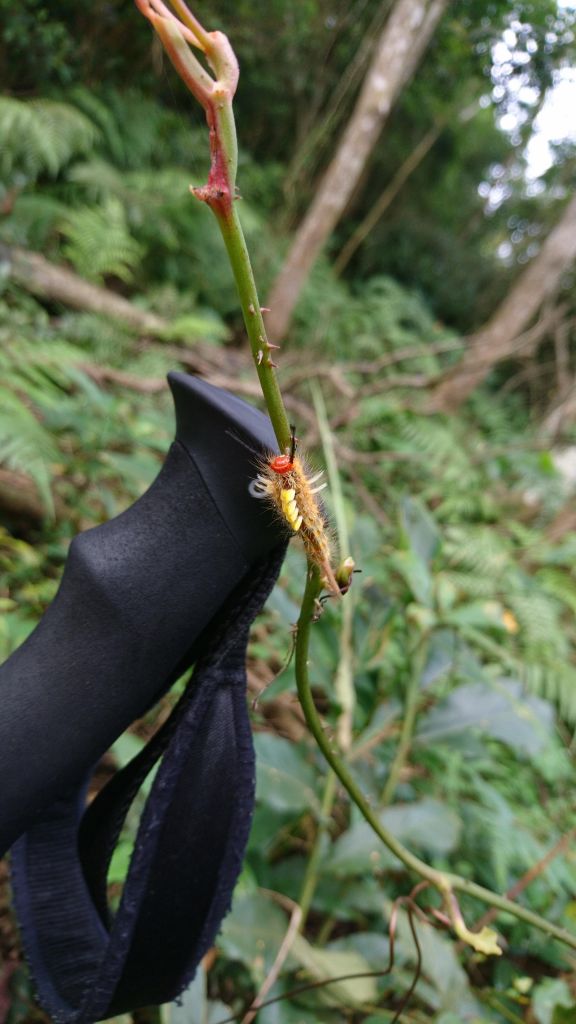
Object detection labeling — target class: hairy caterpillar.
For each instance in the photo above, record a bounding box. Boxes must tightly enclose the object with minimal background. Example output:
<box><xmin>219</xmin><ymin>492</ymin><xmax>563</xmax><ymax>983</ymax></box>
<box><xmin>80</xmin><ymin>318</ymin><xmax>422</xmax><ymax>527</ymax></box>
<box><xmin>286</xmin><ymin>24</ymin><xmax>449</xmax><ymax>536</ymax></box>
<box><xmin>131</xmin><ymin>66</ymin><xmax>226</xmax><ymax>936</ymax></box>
<box><xmin>251</xmin><ymin>440</ymin><xmax>340</xmax><ymax>596</ymax></box>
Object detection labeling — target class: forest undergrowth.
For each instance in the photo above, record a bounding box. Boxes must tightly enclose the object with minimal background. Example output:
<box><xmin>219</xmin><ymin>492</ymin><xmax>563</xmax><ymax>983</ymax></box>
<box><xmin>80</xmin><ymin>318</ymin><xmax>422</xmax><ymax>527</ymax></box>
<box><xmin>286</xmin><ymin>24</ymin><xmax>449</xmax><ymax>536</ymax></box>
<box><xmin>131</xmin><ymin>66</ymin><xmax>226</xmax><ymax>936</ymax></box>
<box><xmin>1</xmin><ymin>12</ymin><xmax>576</xmax><ymax>1021</ymax></box>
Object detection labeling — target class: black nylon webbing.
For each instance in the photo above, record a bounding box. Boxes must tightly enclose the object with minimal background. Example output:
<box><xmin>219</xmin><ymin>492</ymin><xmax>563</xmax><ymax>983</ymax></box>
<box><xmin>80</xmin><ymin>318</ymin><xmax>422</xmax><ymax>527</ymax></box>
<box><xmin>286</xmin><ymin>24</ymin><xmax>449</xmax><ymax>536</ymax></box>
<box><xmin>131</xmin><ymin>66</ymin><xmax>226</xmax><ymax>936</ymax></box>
<box><xmin>11</xmin><ymin>546</ymin><xmax>285</xmax><ymax>1023</ymax></box>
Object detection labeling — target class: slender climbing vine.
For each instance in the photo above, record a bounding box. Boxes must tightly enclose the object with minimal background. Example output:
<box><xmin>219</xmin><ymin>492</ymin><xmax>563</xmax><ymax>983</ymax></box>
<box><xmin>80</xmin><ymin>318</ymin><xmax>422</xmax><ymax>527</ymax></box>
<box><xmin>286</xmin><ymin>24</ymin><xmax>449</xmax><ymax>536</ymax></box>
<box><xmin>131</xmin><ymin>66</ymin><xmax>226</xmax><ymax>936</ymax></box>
<box><xmin>135</xmin><ymin>0</ymin><xmax>576</xmax><ymax>958</ymax></box>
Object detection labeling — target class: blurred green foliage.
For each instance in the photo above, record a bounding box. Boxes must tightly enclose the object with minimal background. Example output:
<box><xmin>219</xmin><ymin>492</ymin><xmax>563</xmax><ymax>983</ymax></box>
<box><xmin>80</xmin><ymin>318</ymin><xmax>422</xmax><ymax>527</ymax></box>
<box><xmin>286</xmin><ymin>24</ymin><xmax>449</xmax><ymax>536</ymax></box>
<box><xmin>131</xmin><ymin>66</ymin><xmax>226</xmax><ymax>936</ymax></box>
<box><xmin>1</xmin><ymin>1</ymin><xmax>576</xmax><ymax>1022</ymax></box>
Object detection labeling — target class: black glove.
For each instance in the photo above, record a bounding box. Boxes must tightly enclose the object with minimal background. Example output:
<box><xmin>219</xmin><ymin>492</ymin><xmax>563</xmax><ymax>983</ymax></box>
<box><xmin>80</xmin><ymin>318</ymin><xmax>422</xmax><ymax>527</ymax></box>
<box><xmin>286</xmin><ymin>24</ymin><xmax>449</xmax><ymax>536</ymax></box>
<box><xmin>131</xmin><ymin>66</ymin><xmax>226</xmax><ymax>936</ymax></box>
<box><xmin>1</xmin><ymin>372</ymin><xmax>287</xmax><ymax>1021</ymax></box>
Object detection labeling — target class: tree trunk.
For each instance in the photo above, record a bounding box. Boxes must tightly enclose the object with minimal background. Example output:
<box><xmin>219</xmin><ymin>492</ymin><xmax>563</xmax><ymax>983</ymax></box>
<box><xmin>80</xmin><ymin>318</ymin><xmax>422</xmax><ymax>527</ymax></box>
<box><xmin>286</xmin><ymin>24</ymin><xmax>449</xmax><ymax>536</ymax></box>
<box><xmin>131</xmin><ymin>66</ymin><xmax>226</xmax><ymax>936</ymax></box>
<box><xmin>1</xmin><ymin>244</ymin><xmax>167</xmax><ymax>335</ymax></box>
<box><xmin>429</xmin><ymin>193</ymin><xmax>576</xmax><ymax>412</ymax></box>
<box><xmin>334</xmin><ymin>121</ymin><xmax>442</xmax><ymax>275</ymax></box>
<box><xmin>266</xmin><ymin>0</ymin><xmax>450</xmax><ymax>343</ymax></box>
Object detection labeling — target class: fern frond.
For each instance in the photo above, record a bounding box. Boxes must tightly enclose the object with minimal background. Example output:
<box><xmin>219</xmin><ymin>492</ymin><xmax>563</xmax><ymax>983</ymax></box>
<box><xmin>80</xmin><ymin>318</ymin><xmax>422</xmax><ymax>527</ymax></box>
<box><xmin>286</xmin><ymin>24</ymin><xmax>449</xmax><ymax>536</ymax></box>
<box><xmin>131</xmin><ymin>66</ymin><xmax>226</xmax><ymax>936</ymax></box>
<box><xmin>442</xmin><ymin>570</ymin><xmax>498</xmax><ymax>599</ymax></box>
<box><xmin>509</xmin><ymin>592</ymin><xmax>567</xmax><ymax>652</ymax></box>
<box><xmin>59</xmin><ymin>198</ymin><xmax>145</xmax><ymax>283</ymax></box>
<box><xmin>65</xmin><ymin>159</ymin><xmax>127</xmax><ymax>204</ymax></box>
<box><xmin>57</xmin><ymin>312</ymin><xmax>136</xmax><ymax>366</ymax></box>
<box><xmin>520</xmin><ymin>659</ymin><xmax>576</xmax><ymax>726</ymax></box>
<box><xmin>537</xmin><ymin>568</ymin><xmax>576</xmax><ymax>618</ymax></box>
<box><xmin>0</xmin><ymin>388</ymin><xmax>57</xmax><ymax>512</ymax></box>
<box><xmin>0</xmin><ymin>97</ymin><xmax>99</xmax><ymax>183</ymax></box>
<box><xmin>0</xmin><ymin>315</ymin><xmax>105</xmax><ymax>512</ymax></box>
<box><xmin>463</xmin><ymin>786</ymin><xmax>563</xmax><ymax>892</ymax></box>
<box><xmin>68</xmin><ymin>87</ymin><xmax>127</xmax><ymax>165</ymax></box>
<box><xmin>1</xmin><ymin>193</ymin><xmax>70</xmax><ymax>248</ymax></box>
<box><xmin>437</xmin><ymin>490</ymin><xmax>487</xmax><ymax>523</ymax></box>
<box><xmin>68</xmin><ymin>162</ymin><xmax>191</xmax><ymax>214</ymax></box>
<box><xmin>444</xmin><ymin>526</ymin><xmax>511</xmax><ymax>576</ymax></box>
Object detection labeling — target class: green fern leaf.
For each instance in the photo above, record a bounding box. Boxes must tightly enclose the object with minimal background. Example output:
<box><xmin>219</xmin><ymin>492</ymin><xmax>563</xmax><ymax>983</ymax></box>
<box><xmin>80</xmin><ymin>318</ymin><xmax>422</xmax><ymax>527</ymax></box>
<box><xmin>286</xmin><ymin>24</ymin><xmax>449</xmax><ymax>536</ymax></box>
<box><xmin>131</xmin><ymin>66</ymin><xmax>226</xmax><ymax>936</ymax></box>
<box><xmin>0</xmin><ymin>97</ymin><xmax>99</xmax><ymax>183</ymax></box>
<box><xmin>59</xmin><ymin>198</ymin><xmax>145</xmax><ymax>283</ymax></box>
<box><xmin>0</xmin><ymin>388</ymin><xmax>57</xmax><ymax>513</ymax></box>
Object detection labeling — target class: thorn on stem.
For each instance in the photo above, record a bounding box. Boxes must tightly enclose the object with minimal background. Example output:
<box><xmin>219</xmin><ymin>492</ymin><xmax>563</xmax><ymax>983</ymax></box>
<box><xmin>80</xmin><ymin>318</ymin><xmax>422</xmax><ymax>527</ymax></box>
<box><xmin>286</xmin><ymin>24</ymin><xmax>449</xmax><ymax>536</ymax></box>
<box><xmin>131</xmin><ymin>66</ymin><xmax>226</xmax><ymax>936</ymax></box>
<box><xmin>248</xmin><ymin>303</ymin><xmax>255</xmax><ymax>314</ymax></box>
<box><xmin>265</xmin><ymin>341</ymin><xmax>281</xmax><ymax>350</ymax></box>
<box><xmin>257</xmin><ymin>349</ymin><xmax>264</xmax><ymax>365</ymax></box>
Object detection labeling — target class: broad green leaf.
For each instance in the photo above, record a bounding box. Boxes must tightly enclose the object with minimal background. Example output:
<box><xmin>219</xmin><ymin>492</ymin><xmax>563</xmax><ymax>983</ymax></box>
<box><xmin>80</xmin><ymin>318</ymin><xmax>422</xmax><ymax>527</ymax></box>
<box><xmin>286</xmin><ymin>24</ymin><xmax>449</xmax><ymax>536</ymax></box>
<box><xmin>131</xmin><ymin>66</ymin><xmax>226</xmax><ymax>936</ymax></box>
<box><xmin>351</xmin><ymin>700</ymin><xmax>401</xmax><ymax>756</ymax></box>
<box><xmin>444</xmin><ymin>600</ymin><xmax>509</xmax><ymax>630</ymax></box>
<box><xmin>416</xmin><ymin>680</ymin><xmax>554</xmax><ymax>756</ymax></box>
<box><xmin>258</xmin><ymin>1002</ymin><xmax>341</xmax><ymax>1024</ymax></box>
<box><xmin>218</xmin><ymin>890</ymin><xmax>290</xmax><ymax>978</ymax></box>
<box><xmin>326</xmin><ymin>798</ymin><xmax>461</xmax><ymax>876</ymax></box>
<box><xmin>393</xmin><ymin>549</ymin><xmax>434</xmax><ymax>607</ymax></box>
<box><xmin>254</xmin><ymin>733</ymin><xmax>321</xmax><ymax>815</ymax></box>
<box><xmin>326</xmin><ymin>932</ymin><xmax>390</xmax><ymax>970</ymax></box>
<box><xmin>400</xmin><ymin>495</ymin><xmax>440</xmax><ymax>565</ymax></box>
<box><xmin>290</xmin><ymin>933</ymin><xmax>377</xmax><ymax>1008</ymax></box>
<box><xmin>391</xmin><ymin>905</ymin><xmax>481</xmax><ymax>1015</ymax></box>
<box><xmin>533</xmin><ymin>979</ymin><xmax>575</xmax><ymax>1024</ymax></box>
<box><xmin>161</xmin><ymin>966</ymin><xmax>232</xmax><ymax>1024</ymax></box>
<box><xmin>421</xmin><ymin>629</ymin><xmax>458</xmax><ymax>687</ymax></box>
<box><xmin>107</xmin><ymin>840</ymin><xmax>133</xmax><ymax>885</ymax></box>
<box><xmin>111</xmin><ymin>733</ymin><xmax>145</xmax><ymax>768</ymax></box>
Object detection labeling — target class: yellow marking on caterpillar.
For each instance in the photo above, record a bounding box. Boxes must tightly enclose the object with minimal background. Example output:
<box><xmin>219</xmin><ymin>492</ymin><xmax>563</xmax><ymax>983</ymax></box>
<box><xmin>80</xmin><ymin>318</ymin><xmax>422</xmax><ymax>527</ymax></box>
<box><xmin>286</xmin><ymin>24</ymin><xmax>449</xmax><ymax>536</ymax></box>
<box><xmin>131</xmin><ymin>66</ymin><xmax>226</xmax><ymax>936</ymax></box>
<box><xmin>255</xmin><ymin>452</ymin><xmax>341</xmax><ymax>596</ymax></box>
<box><xmin>281</xmin><ymin>488</ymin><xmax>302</xmax><ymax>532</ymax></box>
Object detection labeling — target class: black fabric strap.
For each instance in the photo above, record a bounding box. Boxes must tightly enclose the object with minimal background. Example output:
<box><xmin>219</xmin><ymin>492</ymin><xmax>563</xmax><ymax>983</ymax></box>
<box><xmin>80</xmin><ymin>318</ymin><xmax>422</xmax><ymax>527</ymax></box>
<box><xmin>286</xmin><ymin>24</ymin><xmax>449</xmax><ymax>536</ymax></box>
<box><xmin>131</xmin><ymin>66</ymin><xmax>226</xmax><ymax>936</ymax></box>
<box><xmin>11</xmin><ymin>545</ymin><xmax>285</xmax><ymax>1023</ymax></box>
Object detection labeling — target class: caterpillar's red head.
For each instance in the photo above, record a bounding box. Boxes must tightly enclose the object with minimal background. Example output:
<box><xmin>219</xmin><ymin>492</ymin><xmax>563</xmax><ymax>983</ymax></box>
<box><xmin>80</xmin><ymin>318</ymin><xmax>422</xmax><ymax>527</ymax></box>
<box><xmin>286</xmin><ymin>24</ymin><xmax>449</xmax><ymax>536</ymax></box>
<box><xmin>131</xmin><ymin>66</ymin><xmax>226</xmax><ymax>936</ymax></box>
<box><xmin>269</xmin><ymin>454</ymin><xmax>294</xmax><ymax>475</ymax></box>
<box><xmin>270</xmin><ymin>423</ymin><xmax>298</xmax><ymax>475</ymax></box>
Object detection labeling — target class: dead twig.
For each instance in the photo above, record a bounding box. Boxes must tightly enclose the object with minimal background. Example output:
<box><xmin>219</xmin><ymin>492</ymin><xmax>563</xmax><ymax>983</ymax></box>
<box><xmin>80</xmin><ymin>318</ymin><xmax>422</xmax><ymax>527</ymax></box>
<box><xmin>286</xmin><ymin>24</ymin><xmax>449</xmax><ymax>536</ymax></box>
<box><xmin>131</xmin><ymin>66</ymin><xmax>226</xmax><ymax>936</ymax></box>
<box><xmin>239</xmin><ymin>891</ymin><xmax>302</xmax><ymax>1024</ymax></box>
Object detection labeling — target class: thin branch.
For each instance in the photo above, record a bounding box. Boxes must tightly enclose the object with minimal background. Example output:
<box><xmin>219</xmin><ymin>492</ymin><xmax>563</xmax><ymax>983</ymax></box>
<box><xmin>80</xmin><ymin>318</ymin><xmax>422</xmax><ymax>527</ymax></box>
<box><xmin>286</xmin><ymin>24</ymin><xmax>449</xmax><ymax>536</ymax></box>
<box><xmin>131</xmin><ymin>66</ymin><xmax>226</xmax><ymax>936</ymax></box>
<box><xmin>240</xmin><ymin>892</ymin><xmax>302</xmax><ymax>1024</ymax></box>
<box><xmin>297</xmin><ymin>772</ymin><xmax>337</xmax><ymax>929</ymax></box>
<box><xmin>215</xmin><ymin>891</ymin><xmax>423</xmax><ymax>1024</ymax></box>
<box><xmin>343</xmin><ymin>463</ymin><xmax>392</xmax><ymax>527</ymax></box>
<box><xmin>313</xmin><ymin>383</ymin><xmax>355</xmax><ymax>748</ymax></box>
<box><xmin>0</xmin><ymin>468</ymin><xmax>66</xmax><ymax>523</ymax></box>
<box><xmin>84</xmin><ymin>359</ymin><xmax>315</xmax><ymax>425</ymax></box>
<box><xmin>470</xmin><ymin>828</ymin><xmax>576</xmax><ymax>935</ymax></box>
<box><xmin>281</xmin><ymin>338</ymin><xmax>464</xmax><ymax>388</ymax></box>
<box><xmin>1</xmin><ymin>243</ymin><xmax>167</xmax><ymax>334</ymax></box>
<box><xmin>294</xmin><ymin>568</ymin><xmax>576</xmax><ymax>951</ymax></box>
<box><xmin>81</xmin><ymin>365</ymin><xmax>165</xmax><ymax>393</ymax></box>
<box><xmin>380</xmin><ymin>637</ymin><xmax>427</xmax><ymax>807</ymax></box>
<box><xmin>334</xmin><ymin>121</ymin><xmax>443</xmax><ymax>275</ymax></box>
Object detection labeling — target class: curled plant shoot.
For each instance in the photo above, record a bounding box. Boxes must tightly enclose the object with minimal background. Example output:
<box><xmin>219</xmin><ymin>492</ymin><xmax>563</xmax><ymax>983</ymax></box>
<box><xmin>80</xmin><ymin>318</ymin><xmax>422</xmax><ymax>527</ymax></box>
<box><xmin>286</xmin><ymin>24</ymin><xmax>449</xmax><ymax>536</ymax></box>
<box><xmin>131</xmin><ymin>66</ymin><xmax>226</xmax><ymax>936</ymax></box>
<box><xmin>136</xmin><ymin>0</ymin><xmax>344</xmax><ymax>599</ymax></box>
<box><xmin>135</xmin><ymin>0</ymin><xmax>291</xmax><ymax>452</ymax></box>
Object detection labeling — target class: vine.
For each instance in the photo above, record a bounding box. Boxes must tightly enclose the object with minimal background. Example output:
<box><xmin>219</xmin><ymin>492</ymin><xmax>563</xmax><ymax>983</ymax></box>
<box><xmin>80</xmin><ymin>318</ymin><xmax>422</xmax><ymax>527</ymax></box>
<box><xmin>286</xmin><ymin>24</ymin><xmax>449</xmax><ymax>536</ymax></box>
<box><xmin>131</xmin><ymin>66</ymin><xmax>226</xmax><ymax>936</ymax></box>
<box><xmin>135</xmin><ymin>0</ymin><xmax>576</xmax><ymax>964</ymax></box>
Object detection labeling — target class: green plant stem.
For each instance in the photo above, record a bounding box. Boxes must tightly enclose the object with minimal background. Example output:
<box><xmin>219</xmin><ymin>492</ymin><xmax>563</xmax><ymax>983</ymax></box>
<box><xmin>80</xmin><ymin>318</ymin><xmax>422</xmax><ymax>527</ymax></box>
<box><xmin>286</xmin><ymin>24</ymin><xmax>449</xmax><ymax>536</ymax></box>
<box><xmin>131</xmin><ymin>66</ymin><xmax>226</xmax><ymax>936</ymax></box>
<box><xmin>312</xmin><ymin>382</ymin><xmax>355</xmax><ymax>748</ymax></box>
<box><xmin>294</xmin><ymin>566</ymin><xmax>576</xmax><ymax>952</ymax></box>
<box><xmin>479</xmin><ymin>993</ymin><xmax>526</xmax><ymax>1024</ymax></box>
<box><xmin>212</xmin><ymin>89</ymin><xmax>238</xmax><ymax>185</ymax></box>
<box><xmin>216</xmin><ymin>204</ymin><xmax>291</xmax><ymax>451</ymax></box>
<box><xmin>380</xmin><ymin>637</ymin><xmax>427</xmax><ymax>807</ymax></box>
<box><xmin>298</xmin><ymin>770</ymin><xmax>337</xmax><ymax>930</ymax></box>
<box><xmin>144</xmin><ymin>5</ymin><xmax>576</xmax><ymax>960</ymax></box>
